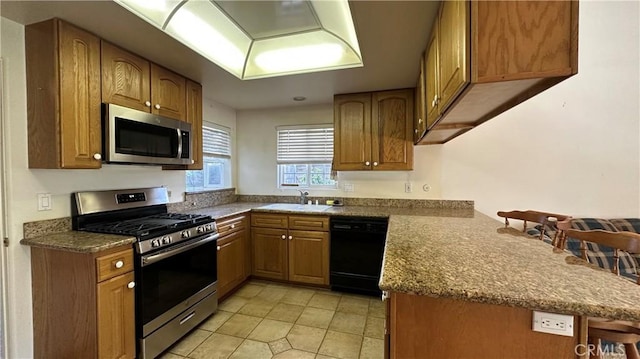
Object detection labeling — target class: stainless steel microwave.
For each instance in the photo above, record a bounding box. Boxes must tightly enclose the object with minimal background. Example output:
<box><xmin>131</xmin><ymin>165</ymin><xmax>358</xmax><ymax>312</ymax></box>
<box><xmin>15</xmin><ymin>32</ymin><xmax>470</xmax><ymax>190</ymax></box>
<box><xmin>102</xmin><ymin>103</ymin><xmax>193</xmax><ymax>166</ymax></box>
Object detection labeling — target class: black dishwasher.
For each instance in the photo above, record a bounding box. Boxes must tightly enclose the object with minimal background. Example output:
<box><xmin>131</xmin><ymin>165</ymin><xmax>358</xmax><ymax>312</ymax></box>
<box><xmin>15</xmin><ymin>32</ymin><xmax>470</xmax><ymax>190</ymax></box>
<box><xmin>330</xmin><ymin>216</ymin><xmax>389</xmax><ymax>296</ymax></box>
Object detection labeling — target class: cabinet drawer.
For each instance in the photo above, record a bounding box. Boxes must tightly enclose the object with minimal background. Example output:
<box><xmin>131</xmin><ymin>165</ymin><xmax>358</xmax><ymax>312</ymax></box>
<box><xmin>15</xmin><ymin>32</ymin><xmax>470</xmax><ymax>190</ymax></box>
<box><xmin>251</xmin><ymin>213</ymin><xmax>288</xmax><ymax>229</ymax></box>
<box><xmin>217</xmin><ymin>214</ymin><xmax>248</xmax><ymax>237</ymax></box>
<box><xmin>96</xmin><ymin>248</ymin><xmax>134</xmax><ymax>282</ymax></box>
<box><xmin>288</xmin><ymin>216</ymin><xmax>329</xmax><ymax>232</ymax></box>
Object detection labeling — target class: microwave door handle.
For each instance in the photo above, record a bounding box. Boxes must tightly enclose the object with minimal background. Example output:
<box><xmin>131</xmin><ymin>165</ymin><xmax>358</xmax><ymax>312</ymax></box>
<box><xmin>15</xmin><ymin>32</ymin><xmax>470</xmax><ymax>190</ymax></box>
<box><xmin>176</xmin><ymin>128</ymin><xmax>183</xmax><ymax>159</ymax></box>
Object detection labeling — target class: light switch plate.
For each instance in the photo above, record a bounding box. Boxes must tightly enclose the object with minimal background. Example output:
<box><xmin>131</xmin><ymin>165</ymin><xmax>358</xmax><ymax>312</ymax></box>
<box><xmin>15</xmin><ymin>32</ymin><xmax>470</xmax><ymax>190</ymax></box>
<box><xmin>37</xmin><ymin>193</ymin><xmax>52</xmax><ymax>211</ymax></box>
<box><xmin>532</xmin><ymin>311</ymin><xmax>574</xmax><ymax>337</ymax></box>
<box><xmin>343</xmin><ymin>183</ymin><xmax>354</xmax><ymax>192</ymax></box>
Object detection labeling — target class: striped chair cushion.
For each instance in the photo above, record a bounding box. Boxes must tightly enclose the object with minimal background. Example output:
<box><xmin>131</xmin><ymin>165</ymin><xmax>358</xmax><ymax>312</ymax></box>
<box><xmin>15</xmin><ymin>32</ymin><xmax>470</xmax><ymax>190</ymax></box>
<box><xmin>564</xmin><ymin>218</ymin><xmax>638</xmax><ymax>280</ymax></box>
<box><xmin>609</xmin><ymin>218</ymin><xmax>640</xmax><ymax>278</ymax></box>
<box><xmin>527</xmin><ymin>226</ymin><xmax>554</xmax><ymax>245</ymax></box>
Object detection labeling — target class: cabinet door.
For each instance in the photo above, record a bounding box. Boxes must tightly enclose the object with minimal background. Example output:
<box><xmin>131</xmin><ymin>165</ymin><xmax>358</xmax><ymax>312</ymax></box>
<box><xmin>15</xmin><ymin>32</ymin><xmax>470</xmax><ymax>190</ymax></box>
<box><xmin>185</xmin><ymin>80</ymin><xmax>203</xmax><ymax>169</ymax></box>
<box><xmin>288</xmin><ymin>230</ymin><xmax>329</xmax><ymax>285</ymax></box>
<box><xmin>58</xmin><ymin>21</ymin><xmax>102</xmax><ymax>169</ymax></box>
<box><xmin>101</xmin><ymin>41</ymin><xmax>151</xmax><ymax>113</ymax></box>
<box><xmin>425</xmin><ymin>24</ymin><xmax>440</xmax><ymax>129</ymax></box>
<box><xmin>217</xmin><ymin>230</ymin><xmax>246</xmax><ymax>298</ymax></box>
<box><xmin>438</xmin><ymin>0</ymin><xmax>469</xmax><ymax>113</ymax></box>
<box><xmin>151</xmin><ymin>64</ymin><xmax>186</xmax><ymax>121</ymax></box>
<box><xmin>371</xmin><ymin>90</ymin><xmax>414</xmax><ymax>171</ymax></box>
<box><xmin>414</xmin><ymin>54</ymin><xmax>426</xmax><ymax>143</ymax></box>
<box><xmin>252</xmin><ymin>227</ymin><xmax>288</xmax><ymax>280</ymax></box>
<box><xmin>97</xmin><ymin>271</ymin><xmax>135</xmax><ymax>359</ymax></box>
<box><xmin>333</xmin><ymin>93</ymin><xmax>372</xmax><ymax>171</ymax></box>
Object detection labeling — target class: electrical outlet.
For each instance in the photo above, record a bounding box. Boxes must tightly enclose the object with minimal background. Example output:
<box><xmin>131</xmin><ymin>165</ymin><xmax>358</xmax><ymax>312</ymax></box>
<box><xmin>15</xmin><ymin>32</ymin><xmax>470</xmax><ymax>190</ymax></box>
<box><xmin>404</xmin><ymin>182</ymin><xmax>412</xmax><ymax>193</ymax></box>
<box><xmin>532</xmin><ymin>311</ymin><xmax>573</xmax><ymax>337</ymax></box>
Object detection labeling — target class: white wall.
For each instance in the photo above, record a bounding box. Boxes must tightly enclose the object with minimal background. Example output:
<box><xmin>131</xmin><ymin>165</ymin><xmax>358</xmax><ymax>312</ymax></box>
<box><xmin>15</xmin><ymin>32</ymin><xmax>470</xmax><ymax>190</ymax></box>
<box><xmin>237</xmin><ymin>104</ymin><xmax>443</xmax><ymax>198</ymax></box>
<box><xmin>203</xmin><ymin>97</ymin><xmax>238</xmax><ymax>189</ymax></box>
<box><xmin>441</xmin><ymin>1</ymin><xmax>640</xmax><ymax>219</ymax></box>
<box><xmin>0</xmin><ymin>17</ymin><xmax>236</xmax><ymax>358</ymax></box>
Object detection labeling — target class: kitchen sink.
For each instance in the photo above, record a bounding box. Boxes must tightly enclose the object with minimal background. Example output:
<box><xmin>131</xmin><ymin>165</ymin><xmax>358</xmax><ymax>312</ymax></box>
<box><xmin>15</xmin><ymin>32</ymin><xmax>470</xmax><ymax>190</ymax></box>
<box><xmin>258</xmin><ymin>203</ymin><xmax>332</xmax><ymax>212</ymax></box>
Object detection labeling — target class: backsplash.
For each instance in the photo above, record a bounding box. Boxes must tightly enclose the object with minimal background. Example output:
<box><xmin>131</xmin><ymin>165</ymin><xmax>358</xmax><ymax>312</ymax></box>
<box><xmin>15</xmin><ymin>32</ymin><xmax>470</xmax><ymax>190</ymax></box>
<box><xmin>237</xmin><ymin>195</ymin><xmax>473</xmax><ymax>209</ymax></box>
<box><xmin>168</xmin><ymin>188</ymin><xmax>237</xmax><ymax>212</ymax></box>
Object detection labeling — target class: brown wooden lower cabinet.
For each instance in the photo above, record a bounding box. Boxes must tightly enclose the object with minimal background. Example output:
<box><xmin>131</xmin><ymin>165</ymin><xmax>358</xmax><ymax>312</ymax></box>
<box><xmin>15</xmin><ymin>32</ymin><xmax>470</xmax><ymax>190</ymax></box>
<box><xmin>31</xmin><ymin>245</ymin><xmax>135</xmax><ymax>359</ymax></box>
<box><xmin>388</xmin><ymin>292</ymin><xmax>586</xmax><ymax>359</ymax></box>
<box><xmin>251</xmin><ymin>213</ymin><xmax>330</xmax><ymax>285</ymax></box>
<box><xmin>216</xmin><ymin>214</ymin><xmax>251</xmax><ymax>298</ymax></box>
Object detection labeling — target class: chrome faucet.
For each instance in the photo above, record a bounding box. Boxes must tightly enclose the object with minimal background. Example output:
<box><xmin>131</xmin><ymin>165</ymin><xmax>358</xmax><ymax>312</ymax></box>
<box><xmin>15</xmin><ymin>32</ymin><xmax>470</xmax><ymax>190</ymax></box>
<box><xmin>298</xmin><ymin>190</ymin><xmax>309</xmax><ymax>204</ymax></box>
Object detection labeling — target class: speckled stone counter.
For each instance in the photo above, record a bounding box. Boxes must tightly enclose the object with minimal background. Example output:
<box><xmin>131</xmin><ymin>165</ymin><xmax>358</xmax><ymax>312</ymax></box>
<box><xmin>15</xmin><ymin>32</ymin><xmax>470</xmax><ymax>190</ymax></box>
<box><xmin>380</xmin><ymin>212</ymin><xmax>640</xmax><ymax>321</ymax></box>
<box><xmin>20</xmin><ymin>231</ymin><xmax>136</xmax><ymax>253</ymax></box>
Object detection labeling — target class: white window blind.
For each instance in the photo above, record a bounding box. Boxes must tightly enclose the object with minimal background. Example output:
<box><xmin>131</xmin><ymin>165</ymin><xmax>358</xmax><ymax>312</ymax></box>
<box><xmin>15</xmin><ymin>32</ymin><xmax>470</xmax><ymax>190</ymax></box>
<box><xmin>203</xmin><ymin>125</ymin><xmax>231</xmax><ymax>158</ymax></box>
<box><xmin>277</xmin><ymin>125</ymin><xmax>334</xmax><ymax>164</ymax></box>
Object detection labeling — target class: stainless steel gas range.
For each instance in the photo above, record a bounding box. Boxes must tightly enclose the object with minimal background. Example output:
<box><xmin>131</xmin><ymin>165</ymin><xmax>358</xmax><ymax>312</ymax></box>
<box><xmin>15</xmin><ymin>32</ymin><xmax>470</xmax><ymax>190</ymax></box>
<box><xmin>72</xmin><ymin>187</ymin><xmax>218</xmax><ymax>359</ymax></box>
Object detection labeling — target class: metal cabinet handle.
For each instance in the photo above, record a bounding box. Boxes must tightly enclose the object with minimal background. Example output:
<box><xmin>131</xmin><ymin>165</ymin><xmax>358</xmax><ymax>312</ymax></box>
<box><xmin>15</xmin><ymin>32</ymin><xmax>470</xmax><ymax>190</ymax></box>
<box><xmin>93</xmin><ymin>153</ymin><xmax>102</xmax><ymax>160</ymax></box>
<box><xmin>154</xmin><ymin>104</ymin><xmax>161</xmax><ymax>110</ymax></box>
<box><xmin>365</xmin><ymin>161</ymin><xmax>370</xmax><ymax>166</ymax></box>
<box><xmin>288</xmin><ymin>235</ymin><xmax>293</xmax><ymax>240</ymax></box>
<box><xmin>114</xmin><ymin>260</ymin><xmax>124</xmax><ymax>269</ymax></box>
<box><xmin>127</xmin><ymin>281</ymin><xmax>135</xmax><ymax>289</ymax></box>
<box><xmin>145</xmin><ymin>101</ymin><xmax>151</xmax><ymax>107</ymax></box>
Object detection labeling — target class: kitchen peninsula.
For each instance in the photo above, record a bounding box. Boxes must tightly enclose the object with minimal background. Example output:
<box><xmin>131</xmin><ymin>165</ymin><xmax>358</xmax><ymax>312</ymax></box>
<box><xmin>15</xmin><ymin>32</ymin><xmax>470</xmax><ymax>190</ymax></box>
<box><xmin>22</xmin><ymin>201</ymin><xmax>640</xmax><ymax>358</ymax></box>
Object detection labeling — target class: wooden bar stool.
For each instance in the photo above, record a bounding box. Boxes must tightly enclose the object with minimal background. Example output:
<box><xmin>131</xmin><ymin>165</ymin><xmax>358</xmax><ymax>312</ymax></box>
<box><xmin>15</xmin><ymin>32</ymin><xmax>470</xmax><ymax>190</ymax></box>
<box><xmin>497</xmin><ymin>210</ymin><xmax>570</xmax><ymax>247</ymax></box>
<box><xmin>559</xmin><ymin>226</ymin><xmax>640</xmax><ymax>359</ymax></box>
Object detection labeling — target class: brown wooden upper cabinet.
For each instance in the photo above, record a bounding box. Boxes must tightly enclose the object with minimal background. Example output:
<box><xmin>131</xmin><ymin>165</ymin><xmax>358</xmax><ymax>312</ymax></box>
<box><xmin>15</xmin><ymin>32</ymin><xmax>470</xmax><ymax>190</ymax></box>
<box><xmin>414</xmin><ymin>55</ymin><xmax>427</xmax><ymax>143</ymax></box>
<box><xmin>334</xmin><ymin>89</ymin><xmax>414</xmax><ymax>171</ymax></box>
<box><xmin>102</xmin><ymin>41</ymin><xmax>186</xmax><ymax>121</ymax></box>
<box><xmin>416</xmin><ymin>0</ymin><xmax>578</xmax><ymax>144</ymax></box>
<box><xmin>25</xmin><ymin>19</ymin><xmax>103</xmax><ymax>169</ymax></box>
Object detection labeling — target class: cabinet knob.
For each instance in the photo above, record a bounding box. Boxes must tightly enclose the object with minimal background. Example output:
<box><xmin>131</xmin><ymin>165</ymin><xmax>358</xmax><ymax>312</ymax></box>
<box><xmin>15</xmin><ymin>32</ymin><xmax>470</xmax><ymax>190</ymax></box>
<box><xmin>365</xmin><ymin>161</ymin><xmax>370</xmax><ymax>166</ymax></box>
<box><xmin>93</xmin><ymin>153</ymin><xmax>102</xmax><ymax>160</ymax></box>
<box><xmin>373</xmin><ymin>162</ymin><xmax>378</xmax><ymax>166</ymax></box>
<box><xmin>414</xmin><ymin>129</ymin><xmax>418</xmax><ymax>134</ymax></box>
<box><xmin>217</xmin><ymin>245</ymin><xmax>221</xmax><ymax>251</ymax></box>
<box><xmin>281</xmin><ymin>234</ymin><xmax>286</xmax><ymax>240</ymax></box>
<box><xmin>127</xmin><ymin>282</ymin><xmax>135</xmax><ymax>289</ymax></box>
<box><xmin>154</xmin><ymin>104</ymin><xmax>161</xmax><ymax>110</ymax></box>
<box><xmin>145</xmin><ymin>101</ymin><xmax>151</xmax><ymax>107</ymax></box>
<box><xmin>288</xmin><ymin>235</ymin><xmax>293</xmax><ymax>240</ymax></box>
<box><xmin>431</xmin><ymin>100</ymin><xmax>436</xmax><ymax>107</ymax></box>
<box><xmin>114</xmin><ymin>260</ymin><xmax>124</xmax><ymax>269</ymax></box>
<box><xmin>418</xmin><ymin>118</ymin><xmax>423</xmax><ymax>124</ymax></box>
<box><xmin>230</xmin><ymin>224</ymin><xmax>235</xmax><ymax>229</ymax></box>
<box><xmin>381</xmin><ymin>290</ymin><xmax>389</xmax><ymax>301</ymax></box>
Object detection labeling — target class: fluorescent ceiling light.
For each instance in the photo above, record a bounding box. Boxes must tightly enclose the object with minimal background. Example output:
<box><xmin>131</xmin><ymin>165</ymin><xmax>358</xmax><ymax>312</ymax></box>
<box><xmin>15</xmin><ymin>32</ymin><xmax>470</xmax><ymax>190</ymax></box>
<box><xmin>114</xmin><ymin>0</ymin><xmax>363</xmax><ymax>80</ymax></box>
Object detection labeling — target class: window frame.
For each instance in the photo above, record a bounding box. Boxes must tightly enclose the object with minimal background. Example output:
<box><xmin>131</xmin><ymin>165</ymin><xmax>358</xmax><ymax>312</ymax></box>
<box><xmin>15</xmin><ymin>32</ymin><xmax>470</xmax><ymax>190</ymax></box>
<box><xmin>185</xmin><ymin>122</ymin><xmax>232</xmax><ymax>192</ymax></box>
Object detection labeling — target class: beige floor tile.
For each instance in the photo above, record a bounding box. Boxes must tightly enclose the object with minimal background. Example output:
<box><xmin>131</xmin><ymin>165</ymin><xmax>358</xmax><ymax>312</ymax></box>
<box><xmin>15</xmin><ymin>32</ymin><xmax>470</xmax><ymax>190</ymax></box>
<box><xmin>318</xmin><ymin>330</ymin><xmax>363</xmax><ymax>359</ymax></box>
<box><xmin>337</xmin><ymin>296</ymin><xmax>370</xmax><ymax>316</ymax></box>
<box><xmin>286</xmin><ymin>324</ymin><xmax>327</xmax><ymax>353</ymax></box>
<box><xmin>189</xmin><ymin>333</ymin><xmax>243</xmax><ymax>359</ymax></box>
<box><xmin>229</xmin><ymin>339</ymin><xmax>273</xmax><ymax>359</ymax></box>
<box><xmin>363</xmin><ymin>317</ymin><xmax>384</xmax><ymax>339</ymax></box>
<box><xmin>238</xmin><ymin>297</ymin><xmax>277</xmax><ymax>317</ymax></box>
<box><xmin>234</xmin><ymin>283</ymin><xmax>265</xmax><ymax>298</ymax></box>
<box><xmin>216</xmin><ymin>314</ymin><xmax>262</xmax><ymax>338</ymax></box>
<box><xmin>158</xmin><ymin>352</ymin><xmax>185</xmax><ymax>359</ymax></box>
<box><xmin>257</xmin><ymin>286</ymin><xmax>288</xmax><ymax>302</ymax></box>
<box><xmin>168</xmin><ymin>329</ymin><xmax>211</xmax><ymax>356</ymax></box>
<box><xmin>359</xmin><ymin>337</ymin><xmax>384</xmax><ymax>359</ymax></box>
<box><xmin>199</xmin><ymin>310</ymin><xmax>233</xmax><ymax>332</ymax></box>
<box><xmin>266</xmin><ymin>302</ymin><xmax>305</xmax><ymax>323</ymax></box>
<box><xmin>315</xmin><ymin>289</ymin><xmax>342</xmax><ymax>297</ymax></box>
<box><xmin>296</xmin><ymin>307</ymin><xmax>335</xmax><ymax>329</ymax></box>
<box><xmin>219</xmin><ymin>296</ymin><xmax>249</xmax><ymax>313</ymax></box>
<box><xmin>368</xmin><ymin>299</ymin><xmax>386</xmax><ymax>319</ymax></box>
<box><xmin>269</xmin><ymin>338</ymin><xmax>292</xmax><ymax>355</ymax></box>
<box><xmin>307</xmin><ymin>293</ymin><xmax>341</xmax><ymax>310</ymax></box>
<box><xmin>248</xmin><ymin>319</ymin><xmax>293</xmax><ymax>342</ymax></box>
<box><xmin>281</xmin><ymin>287</ymin><xmax>316</xmax><ymax>306</ymax></box>
<box><xmin>315</xmin><ymin>355</ymin><xmax>338</xmax><ymax>359</ymax></box>
<box><xmin>329</xmin><ymin>312</ymin><xmax>366</xmax><ymax>335</ymax></box>
<box><xmin>273</xmin><ymin>349</ymin><xmax>316</xmax><ymax>359</ymax></box>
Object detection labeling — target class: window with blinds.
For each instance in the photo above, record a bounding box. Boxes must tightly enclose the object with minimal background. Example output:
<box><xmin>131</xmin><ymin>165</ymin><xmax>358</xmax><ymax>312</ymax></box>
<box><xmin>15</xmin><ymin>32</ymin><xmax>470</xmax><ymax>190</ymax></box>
<box><xmin>186</xmin><ymin>123</ymin><xmax>232</xmax><ymax>192</ymax></box>
<box><xmin>276</xmin><ymin>125</ymin><xmax>336</xmax><ymax>189</ymax></box>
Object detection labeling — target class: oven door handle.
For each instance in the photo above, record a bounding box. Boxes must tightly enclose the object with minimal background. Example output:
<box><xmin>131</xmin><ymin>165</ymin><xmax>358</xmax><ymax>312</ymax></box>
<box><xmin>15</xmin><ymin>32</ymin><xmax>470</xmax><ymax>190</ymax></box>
<box><xmin>142</xmin><ymin>233</ymin><xmax>219</xmax><ymax>267</ymax></box>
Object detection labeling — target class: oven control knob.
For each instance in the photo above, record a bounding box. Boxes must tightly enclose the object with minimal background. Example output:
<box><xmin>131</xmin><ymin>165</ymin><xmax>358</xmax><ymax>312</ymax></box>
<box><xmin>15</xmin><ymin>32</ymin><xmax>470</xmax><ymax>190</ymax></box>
<box><xmin>206</xmin><ymin>224</ymin><xmax>213</xmax><ymax>231</ymax></box>
<box><xmin>151</xmin><ymin>239</ymin><xmax>160</xmax><ymax>248</ymax></box>
<box><xmin>197</xmin><ymin>226</ymin><xmax>204</xmax><ymax>234</ymax></box>
<box><xmin>181</xmin><ymin>230</ymin><xmax>190</xmax><ymax>239</ymax></box>
<box><xmin>162</xmin><ymin>236</ymin><xmax>171</xmax><ymax>245</ymax></box>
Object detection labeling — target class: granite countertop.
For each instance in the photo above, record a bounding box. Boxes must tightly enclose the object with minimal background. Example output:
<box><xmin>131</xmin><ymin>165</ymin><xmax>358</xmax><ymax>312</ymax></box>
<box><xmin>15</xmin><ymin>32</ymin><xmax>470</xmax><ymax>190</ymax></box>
<box><xmin>20</xmin><ymin>231</ymin><xmax>136</xmax><ymax>253</ymax></box>
<box><xmin>379</xmin><ymin>212</ymin><xmax>640</xmax><ymax>321</ymax></box>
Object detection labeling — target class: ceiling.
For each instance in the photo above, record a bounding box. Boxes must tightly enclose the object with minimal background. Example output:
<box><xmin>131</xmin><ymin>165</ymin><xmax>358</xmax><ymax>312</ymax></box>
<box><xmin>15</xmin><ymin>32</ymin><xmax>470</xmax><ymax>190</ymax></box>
<box><xmin>0</xmin><ymin>1</ymin><xmax>440</xmax><ymax>110</ymax></box>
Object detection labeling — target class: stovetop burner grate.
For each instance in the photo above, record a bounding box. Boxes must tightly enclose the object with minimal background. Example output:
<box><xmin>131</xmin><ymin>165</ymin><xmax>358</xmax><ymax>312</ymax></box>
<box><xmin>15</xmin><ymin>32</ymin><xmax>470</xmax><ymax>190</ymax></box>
<box><xmin>83</xmin><ymin>212</ymin><xmax>213</xmax><ymax>238</ymax></box>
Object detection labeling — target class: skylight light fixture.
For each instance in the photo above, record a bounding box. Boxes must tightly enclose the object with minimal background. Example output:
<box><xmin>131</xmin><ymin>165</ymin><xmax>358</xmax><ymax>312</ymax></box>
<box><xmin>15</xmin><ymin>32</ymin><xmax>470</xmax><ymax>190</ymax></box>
<box><xmin>114</xmin><ymin>0</ymin><xmax>363</xmax><ymax>80</ymax></box>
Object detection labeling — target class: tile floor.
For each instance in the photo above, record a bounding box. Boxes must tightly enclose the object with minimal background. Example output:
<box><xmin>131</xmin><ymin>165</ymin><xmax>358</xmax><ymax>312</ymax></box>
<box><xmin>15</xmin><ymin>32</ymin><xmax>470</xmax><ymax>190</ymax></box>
<box><xmin>160</xmin><ymin>280</ymin><xmax>385</xmax><ymax>359</ymax></box>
